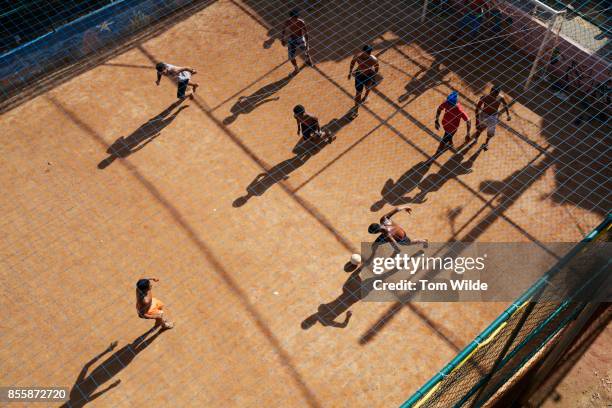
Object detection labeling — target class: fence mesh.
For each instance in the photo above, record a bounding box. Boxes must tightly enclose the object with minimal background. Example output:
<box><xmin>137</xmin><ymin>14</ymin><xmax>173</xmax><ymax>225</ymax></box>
<box><xmin>405</xmin><ymin>215</ymin><xmax>610</xmax><ymax>407</ymax></box>
<box><xmin>0</xmin><ymin>0</ymin><xmax>610</xmax><ymax>407</ymax></box>
<box><xmin>0</xmin><ymin>0</ymin><xmax>113</xmax><ymax>53</ymax></box>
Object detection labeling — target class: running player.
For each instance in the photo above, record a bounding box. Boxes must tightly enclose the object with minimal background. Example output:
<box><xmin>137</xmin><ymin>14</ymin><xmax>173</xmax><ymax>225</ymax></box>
<box><xmin>434</xmin><ymin>91</ymin><xmax>471</xmax><ymax>153</ymax></box>
<box><xmin>155</xmin><ymin>62</ymin><xmax>198</xmax><ymax>99</ymax></box>
<box><xmin>281</xmin><ymin>9</ymin><xmax>313</xmax><ymax>75</ymax></box>
<box><xmin>136</xmin><ymin>278</ymin><xmax>174</xmax><ymax>330</ymax></box>
<box><xmin>293</xmin><ymin>105</ymin><xmax>327</xmax><ymax>141</ymax></box>
<box><xmin>368</xmin><ymin>205</ymin><xmax>428</xmax><ymax>248</ymax></box>
<box><xmin>470</xmin><ymin>85</ymin><xmax>511</xmax><ymax>151</ymax></box>
<box><xmin>348</xmin><ymin>45</ymin><xmax>380</xmax><ymax>117</ymax></box>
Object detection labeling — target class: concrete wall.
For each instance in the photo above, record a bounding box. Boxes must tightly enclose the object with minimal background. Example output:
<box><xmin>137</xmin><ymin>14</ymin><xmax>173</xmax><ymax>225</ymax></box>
<box><xmin>0</xmin><ymin>0</ymin><xmax>194</xmax><ymax>98</ymax></box>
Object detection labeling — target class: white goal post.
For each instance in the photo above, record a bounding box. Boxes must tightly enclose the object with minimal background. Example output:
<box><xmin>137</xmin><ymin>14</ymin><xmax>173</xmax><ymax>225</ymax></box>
<box><xmin>523</xmin><ymin>0</ymin><xmax>566</xmax><ymax>90</ymax></box>
<box><xmin>419</xmin><ymin>0</ymin><xmax>566</xmax><ymax>90</ymax></box>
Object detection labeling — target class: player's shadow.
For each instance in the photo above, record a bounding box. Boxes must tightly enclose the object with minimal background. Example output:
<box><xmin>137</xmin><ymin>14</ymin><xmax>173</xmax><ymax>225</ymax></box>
<box><xmin>300</xmin><ymin>262</ymin><xmax>393</xmax><ymax>329</ymax></box>
<box><xmin>371</xmin><ymin>157</ymin><xmax>435</xmax><ymax>211</ymax></box>
<box><xmin>233</xmin><ymin>109</ymin><xmax>355</xmax><ymax>207</ymax></box>
<box><xmin>405</xmin><ymin>145</ymin><xmax>482</xmax><ymax>204</ymax></box>
<box><xmin>370</xmin><ymin>141</ymin><xmax>465</xmax><ymax>211</ymax></box>
<box><xmin>60</xmin><ymin>327</ymin><xmax>163</xmax><ymax>408</ymax></box>
<box><xmin>538</xmin><ymin>103</ymin><xmax>611</xmax><ymax>218</ymax></box>
<box><xmin>398</xmin><ymin>59</ymin><xmax>451</xmax><ymax>104</ymax></box>
<box><xmin>97</xmin><ymin>100</ymin><xmax>188</xmax><ymax>169</ymax></box>
<box><xmin>223</xmin><ymin>75</ymin><xmax>293</xmax><ymax>125</ymax></box>
<box><xmin>319</xmin><ymin>108</ymin><xmax>358</xmax><ymax>142</ymax></box>
<box><xmin>479</xmin><ymin>154</ymin><xmax>555</xmax><ymax>208</ymax></box>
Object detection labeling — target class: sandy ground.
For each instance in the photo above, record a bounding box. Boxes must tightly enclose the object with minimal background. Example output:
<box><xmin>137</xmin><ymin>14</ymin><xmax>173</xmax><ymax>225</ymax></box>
<box><xmin>0</xmin><ymin>1</ymin><xmax>609</xmax><ymax>407</ymax></box>
<box><xmin>541</xmin><ymin>322</ymin><xmax>612</xmax><ymax>408</ymax></box>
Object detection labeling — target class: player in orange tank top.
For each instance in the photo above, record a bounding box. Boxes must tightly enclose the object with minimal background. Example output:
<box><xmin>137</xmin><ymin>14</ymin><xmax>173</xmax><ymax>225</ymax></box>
<box><xmin>136</xmin><ymin>278</ymin><xmax>174</xmax><ymax>330</ymax></box>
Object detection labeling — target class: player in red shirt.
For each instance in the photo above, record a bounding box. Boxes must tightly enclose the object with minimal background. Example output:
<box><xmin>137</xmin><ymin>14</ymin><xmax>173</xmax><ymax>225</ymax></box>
<box><xmin>434</xmin><ymin>91</ymin><xmax>471</xmax><ymax>153</ymax></box>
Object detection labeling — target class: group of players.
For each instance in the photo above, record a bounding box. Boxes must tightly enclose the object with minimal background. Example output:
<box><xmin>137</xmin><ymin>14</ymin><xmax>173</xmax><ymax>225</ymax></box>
<box><xmin>142</xmin><ymin>8</ymin><xmax>512</xmax><ymax>329</ymax></box>
<box><xmin>155</xmin><ymin>8</ymin><xmax>510</xmax><ymax>153</ymax></box>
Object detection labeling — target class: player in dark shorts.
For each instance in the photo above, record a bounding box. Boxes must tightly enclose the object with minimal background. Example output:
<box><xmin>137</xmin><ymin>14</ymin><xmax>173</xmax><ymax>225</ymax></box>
<box><xmin>368</xmin><ymin>205</ymin><xmax>428</xmax><ymax>248</ymax></box>
<box><xmin>434</xmin><ymin>91</ymin><xmax>471</xmax><ymax>153</ymax></box>
<box><xmin>281</xmin><ymin>9</ymin><xmax>313</xmax><ymax>75</ymax></box>
<box><xmin>348</xmin><ymin>45</ymin><xmax>380</xmax><ymax>118</ymax></box>
<box><xmin>293</xmin><ymin>104</ymin><xmax>327</xmax><ymax>141</ymax></box>
<box><xmin>155</xmin><ymin>62</ymin><xmax>198</xmax><ymax>99</ymax></box>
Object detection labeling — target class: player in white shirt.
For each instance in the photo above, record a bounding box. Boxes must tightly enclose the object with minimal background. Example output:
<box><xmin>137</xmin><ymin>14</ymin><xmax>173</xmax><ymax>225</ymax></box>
<box><xmin>155</xmin><ymin>62</ymin><xmax>199</xmax><ymax>99</ymax></box>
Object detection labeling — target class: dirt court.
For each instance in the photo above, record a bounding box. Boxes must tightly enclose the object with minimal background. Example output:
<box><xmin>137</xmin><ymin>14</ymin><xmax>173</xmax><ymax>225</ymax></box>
<box><xmin>0</xmin><ymin>1</ymin><xmax>609</xmax><ymax>407</ymax></box>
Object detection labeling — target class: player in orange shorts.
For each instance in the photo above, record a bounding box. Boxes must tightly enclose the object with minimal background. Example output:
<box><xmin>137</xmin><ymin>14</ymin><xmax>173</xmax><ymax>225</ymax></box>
<box><xmin>136</xmin><ymin>278</ymin><xmax>174</xmax><ymax>329</ymax></box>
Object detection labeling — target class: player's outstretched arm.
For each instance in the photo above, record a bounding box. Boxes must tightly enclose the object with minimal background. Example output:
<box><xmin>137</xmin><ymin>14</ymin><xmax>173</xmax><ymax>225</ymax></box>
<box><xmin>383</xmin><ymin>208</ymin><xmax>401</xmax><ymax>220</ymax></box>
<box><xmin>501</xmin><ymin>97</ymin><xmax>511</xmax><ymax>120</ymax></box>
<box><xmin>389</xmin><ymin>205</ymin><xmax>412</xmax><ymax>216</ymax></box>
<box><xmin>435</xmin><ymin>104</ymin><xmax>444</xmax><ymax>129</ymax></box>
<box><xmin>348</xmin><ymin>55</ymin><xmax>357</xmax><ymax>78</ymax></box>
<box><xmin>381</xmin><ymin>207</ymin><xmax>410</xmax><ymax>225</ymax></box>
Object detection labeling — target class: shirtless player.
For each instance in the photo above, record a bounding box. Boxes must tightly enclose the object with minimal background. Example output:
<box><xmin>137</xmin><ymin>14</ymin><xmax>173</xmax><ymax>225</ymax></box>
<box><xmin>469</xmin><ymin>85</ymin><xmax>511</xmax><ymax>151</ymax></box>
<box><xmin>348</xmin><ymin>45</ymin><xmax>380</xmax><ymax>117</ymax></box>
<box><xmin>368</xmin><ymin>205</ymin><xmax>428</xmax><ymax>249</ymax></box>
<box><xmin>136</xmin><ymin>278</ymin><xmax>174</xmax><ymax>330</ymax></box>
<box><xmin>156</xmin><ymin>62</ymin><xmax>198</xmax><ymax>99</ymax></box>
<box><xmin>281</xmin><ymin>9</ymin><xmax>313</xmax><ymax>75</ymax></box>
<box><xmin>293</xmin><ymin>104</ymin><xmax>328</xmax><ymax>142</ymax></box>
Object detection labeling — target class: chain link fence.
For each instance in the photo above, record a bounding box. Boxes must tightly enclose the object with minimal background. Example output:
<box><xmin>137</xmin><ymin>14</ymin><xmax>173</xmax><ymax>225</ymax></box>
<box><xmin>402</xmin><ymin>214</ymin><xmax>611</xmax><ymax>407</ymax></box>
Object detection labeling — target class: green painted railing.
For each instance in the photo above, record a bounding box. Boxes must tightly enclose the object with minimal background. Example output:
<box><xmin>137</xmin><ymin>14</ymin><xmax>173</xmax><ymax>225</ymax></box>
<box><xmin>402</xmin><ymin>214</ymin><xmax>611</xmax><ymax>408</ymax></box>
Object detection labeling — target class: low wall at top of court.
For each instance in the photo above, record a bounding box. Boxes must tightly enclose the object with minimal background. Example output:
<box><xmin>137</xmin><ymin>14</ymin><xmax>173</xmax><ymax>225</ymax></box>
<box><xmin>497</xmin><ymin>2</ymin><xmax>610</xmax><ymax>94</ymax></box>
<box><xmin>445</xmin><ymin>0</ymin><xmax>610</xmax><ymax>95</ymax></box>
<box><xmin>0</xmin><ymin>0</ymin><xmax>193</xmax><ymax>99</ymax></box>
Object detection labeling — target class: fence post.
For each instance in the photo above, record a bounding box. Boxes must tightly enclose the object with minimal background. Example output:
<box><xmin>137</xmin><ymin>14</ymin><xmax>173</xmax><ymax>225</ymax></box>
<box><xmin>524</xmin><ymin>10</ymin><xmax>564</xmax><ymax>90</ymax></box>
<box><xmin>517</xmin><ymin>282</ymin><xmax>610</xmax><ymax>405</ymax></box>
<box><xmin>421</xmin><ymin>0</ymin><xmax>429</xmax><ymax>23</ymax></box>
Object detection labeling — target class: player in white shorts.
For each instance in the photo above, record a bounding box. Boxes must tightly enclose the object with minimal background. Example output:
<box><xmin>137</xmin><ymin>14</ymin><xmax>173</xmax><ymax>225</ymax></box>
<box><xmin>478</xmin><ymin>111</ymin><xmax>498</xmax><ymax>134</ymax></box>
<box><xmin>155</xmin><ymin>62</ymin><xmax>199</xmax><ymax>99</ymax></box>
<box><xmin>281</xmin><ymin>9</ymin><xmax>313</xmax><ymax>75</ymax></box>
<box><xmin>469</xmin><ymin>85</ymin><xmax>511</xmax><ymax>151</ymax></box>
